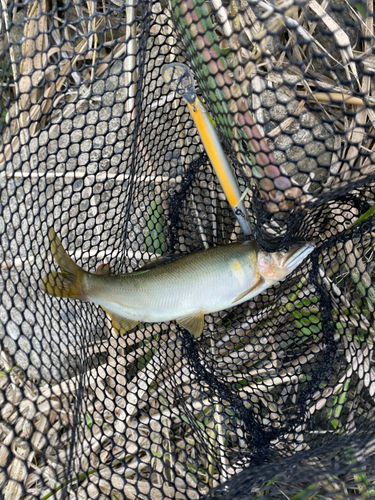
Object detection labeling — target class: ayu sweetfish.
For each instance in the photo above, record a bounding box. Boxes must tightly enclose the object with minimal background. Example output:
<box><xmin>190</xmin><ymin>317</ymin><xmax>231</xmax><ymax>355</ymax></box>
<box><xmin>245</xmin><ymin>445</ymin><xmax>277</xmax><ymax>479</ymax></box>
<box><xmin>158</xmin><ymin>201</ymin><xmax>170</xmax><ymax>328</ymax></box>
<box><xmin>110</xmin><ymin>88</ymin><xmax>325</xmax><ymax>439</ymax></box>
<box><xmin>41</xmin><ymin>229</ymin><xmax>315</xmax><ymax>338</ymax></box>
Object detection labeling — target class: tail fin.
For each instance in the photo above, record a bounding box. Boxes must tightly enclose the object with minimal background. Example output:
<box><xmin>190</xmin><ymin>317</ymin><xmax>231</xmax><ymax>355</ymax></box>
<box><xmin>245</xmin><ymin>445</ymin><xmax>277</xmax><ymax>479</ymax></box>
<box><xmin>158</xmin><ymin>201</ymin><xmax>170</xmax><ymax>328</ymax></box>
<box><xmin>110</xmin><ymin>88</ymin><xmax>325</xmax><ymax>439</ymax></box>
<box><xmin>40</xmin><ymin>228</ymin><xmax>87</xmax><ymax>300</ymax></box>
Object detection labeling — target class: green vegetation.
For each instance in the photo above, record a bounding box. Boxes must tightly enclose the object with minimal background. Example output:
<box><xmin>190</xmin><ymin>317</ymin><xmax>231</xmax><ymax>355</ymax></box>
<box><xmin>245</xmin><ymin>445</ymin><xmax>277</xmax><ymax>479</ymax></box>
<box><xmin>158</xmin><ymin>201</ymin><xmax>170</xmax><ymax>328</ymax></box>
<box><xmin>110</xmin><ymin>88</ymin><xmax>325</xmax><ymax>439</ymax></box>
<box><xmin>144</xmin><ymin>199</ymin><xmax>166</xmax><ymax>255</ymax></box>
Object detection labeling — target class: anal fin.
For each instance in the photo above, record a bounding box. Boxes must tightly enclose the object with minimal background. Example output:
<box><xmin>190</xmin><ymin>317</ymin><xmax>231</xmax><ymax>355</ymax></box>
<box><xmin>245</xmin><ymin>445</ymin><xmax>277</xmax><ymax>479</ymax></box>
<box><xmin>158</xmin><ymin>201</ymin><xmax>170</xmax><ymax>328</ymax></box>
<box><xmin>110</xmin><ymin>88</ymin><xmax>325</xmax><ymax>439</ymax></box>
<box><xmin>176</xmin><ymin>312</ymin><xmax>204</xmax><ymax>338</ymax></box>
<box><xmin>102</xmin><ymin>307</ymin><xmax>139</xmax><ymax>334</ymax></box>
<box><xmin>232</xmin><ymin>277</ymin><xmax>265</xmax><ymax>304</ymax></box>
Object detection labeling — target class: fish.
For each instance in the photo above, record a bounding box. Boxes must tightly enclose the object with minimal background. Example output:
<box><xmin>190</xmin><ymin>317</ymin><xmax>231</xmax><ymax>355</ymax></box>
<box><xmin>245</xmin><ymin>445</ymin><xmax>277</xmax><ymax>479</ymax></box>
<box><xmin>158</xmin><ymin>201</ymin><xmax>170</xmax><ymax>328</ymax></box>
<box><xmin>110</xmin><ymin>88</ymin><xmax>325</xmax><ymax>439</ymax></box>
<box><xmin>41</xmin><ymin>229</ymin><xmax>315</xmax><ymax>338</ymax></box>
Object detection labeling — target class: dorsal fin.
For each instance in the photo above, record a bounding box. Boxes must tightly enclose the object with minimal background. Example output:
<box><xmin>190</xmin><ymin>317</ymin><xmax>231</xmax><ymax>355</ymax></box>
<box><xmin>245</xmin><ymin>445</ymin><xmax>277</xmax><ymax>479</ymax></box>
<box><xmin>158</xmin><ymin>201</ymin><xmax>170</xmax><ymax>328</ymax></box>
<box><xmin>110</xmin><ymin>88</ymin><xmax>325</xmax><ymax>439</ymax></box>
<box><xmin>136</xmin><ymin>253</ymin><xmax>185</xmax><ymax>272</ymax></box>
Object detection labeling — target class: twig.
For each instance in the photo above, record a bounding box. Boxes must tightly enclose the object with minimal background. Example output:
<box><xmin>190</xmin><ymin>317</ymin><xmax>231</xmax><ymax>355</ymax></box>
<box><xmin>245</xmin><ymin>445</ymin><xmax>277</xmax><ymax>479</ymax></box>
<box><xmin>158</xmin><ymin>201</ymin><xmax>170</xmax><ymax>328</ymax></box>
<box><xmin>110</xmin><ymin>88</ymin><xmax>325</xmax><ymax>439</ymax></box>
<box><xmin>124</xmin><ymin>0</ymin><xmax>137</xmax><ymax>124</ymax></box>
<box><xmin>267</xmin><ymin>99</ymin><xmax>305</xmax><ymax>138</ymax></box>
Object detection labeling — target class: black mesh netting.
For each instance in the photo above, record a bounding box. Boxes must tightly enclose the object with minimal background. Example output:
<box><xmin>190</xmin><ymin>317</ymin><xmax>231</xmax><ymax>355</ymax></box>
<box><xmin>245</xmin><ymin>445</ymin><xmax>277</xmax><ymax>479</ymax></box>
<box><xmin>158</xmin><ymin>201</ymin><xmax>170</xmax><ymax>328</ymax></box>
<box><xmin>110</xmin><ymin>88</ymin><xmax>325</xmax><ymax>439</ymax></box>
<box><xmin>1</xmin><ymin>0</ymin><xmax>375</xmax><ymax>498</ymax></box>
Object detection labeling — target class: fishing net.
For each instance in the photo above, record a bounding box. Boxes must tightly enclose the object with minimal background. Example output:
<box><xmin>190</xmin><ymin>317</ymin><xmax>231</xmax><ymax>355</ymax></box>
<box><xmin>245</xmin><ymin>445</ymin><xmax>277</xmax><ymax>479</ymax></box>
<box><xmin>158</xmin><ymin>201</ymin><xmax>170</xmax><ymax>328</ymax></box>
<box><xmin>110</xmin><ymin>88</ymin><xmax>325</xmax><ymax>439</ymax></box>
<box><xmin>1</xmin><ymin>0</ymin><xmax>375</xmax><ymax>498</ymax></box>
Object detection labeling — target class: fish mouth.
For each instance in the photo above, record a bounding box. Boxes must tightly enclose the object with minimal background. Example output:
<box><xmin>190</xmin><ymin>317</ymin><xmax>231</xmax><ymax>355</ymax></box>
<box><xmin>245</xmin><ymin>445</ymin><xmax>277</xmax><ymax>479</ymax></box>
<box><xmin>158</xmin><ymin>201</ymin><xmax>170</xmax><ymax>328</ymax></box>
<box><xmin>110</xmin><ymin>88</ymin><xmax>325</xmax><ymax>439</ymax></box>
<box><xmin>282</xmin><ymin>242</ymin><xmax>315</xmax><ymax>270</ymax></box>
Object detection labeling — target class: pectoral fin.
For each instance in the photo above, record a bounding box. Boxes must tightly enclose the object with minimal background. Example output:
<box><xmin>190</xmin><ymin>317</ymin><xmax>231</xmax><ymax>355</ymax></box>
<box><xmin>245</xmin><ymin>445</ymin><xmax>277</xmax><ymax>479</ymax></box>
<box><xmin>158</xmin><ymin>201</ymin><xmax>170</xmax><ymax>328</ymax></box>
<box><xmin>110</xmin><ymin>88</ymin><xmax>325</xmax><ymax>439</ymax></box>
<box><xmin>232</xmin><ymin>277</ymin><xmax>265</xmax><ymax>304</ymax></box>
<box><xmin>103</xmin><ymin>308</ymin><xmax>139</xmax><ymax>334</ymax></box>
<box><xmin>176</xmin><ymin>312</ymin><xmax>204</xmax><ymax>338</ymax></box>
